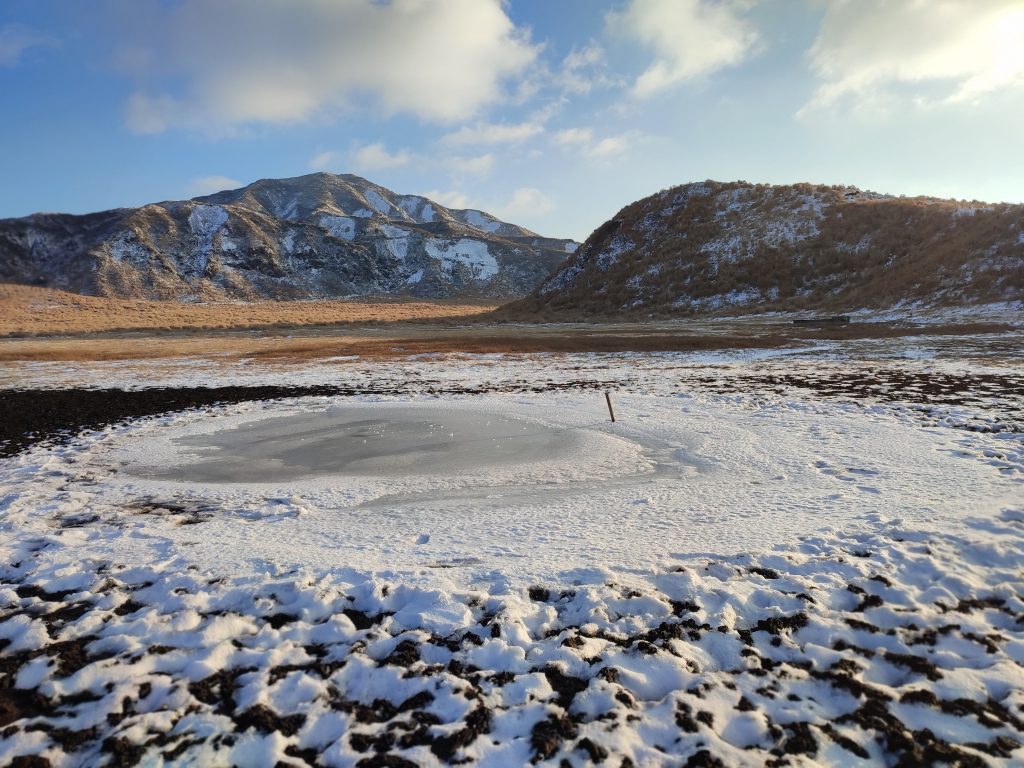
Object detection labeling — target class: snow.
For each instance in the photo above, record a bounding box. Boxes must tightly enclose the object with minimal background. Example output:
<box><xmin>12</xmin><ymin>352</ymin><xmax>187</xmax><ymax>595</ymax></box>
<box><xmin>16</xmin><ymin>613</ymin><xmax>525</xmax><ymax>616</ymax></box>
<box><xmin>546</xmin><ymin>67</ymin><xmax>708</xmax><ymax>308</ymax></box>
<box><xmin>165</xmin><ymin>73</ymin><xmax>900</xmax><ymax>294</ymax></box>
<box><xmin>379</xmin><ymin>224</ymin><xmax>411</xmax><ymax>261</ymax></box>
<box><xmin>424</xmin><ymin>238</ymin><xmax>499</xmax><ymax>280</ymax></box>
<box><xmin>462</xmin><ymin>209</ymin><xmax>502</xmax><ymax>234</ymax></box>
<box><xmin>406</xmin><ymin>268</ymin><xmax>424</xmax><ymax>284</ymax></box>
<box><xmin>364</xmin><ymin>189</ymin><xmax>396</xmax><ymax>217</ymax></box>
<box><xmin>396</xmin><ymin>196</ymin><xmax>436</xmax><ymax>223</ymax></box>
<box><xmin>108</xmin><ymin>231</ymin><xmax>150</xmax><ymax>264</ymax></box>
<box><xmin>319</xmin><ymin>215</ymin><xmax>356</xmax><ymax>242</ymax></box>
<box><xmin>187</xmin><ymin>205</ymin><xmax>229</xmax><ymax>274</ymax></box>
<box><xmin>188</xmin><ymin>204</ymin><xmax>229</xmax><ymax>238</ymax></box>
<box><xmin>351</xmin><ymin>208</ymin><xmax>375</xmax><ymax>219</ymax></box>
<box><xmin>954</xmin><ymin>205</ymin><xmax>995</xmax><ymax>218</ymax></box>
<box><xmin>596</xmin><ymin>234</ymin><xmax>634</xmax><ymax>271</ymax></box>
<box><xmin>564</xmin><ymin>242</ymin><xmax>578</xmax><ymax>253</ymax></box>
<box><xmin>281</xmin><ymin>230</ymin><xmax>297</xmax><ymax>254</ymax></box>
<box><xmin>0</xmin><ymin>339</ymin><xmax>1022</xmax><ymax>765</ymax></box>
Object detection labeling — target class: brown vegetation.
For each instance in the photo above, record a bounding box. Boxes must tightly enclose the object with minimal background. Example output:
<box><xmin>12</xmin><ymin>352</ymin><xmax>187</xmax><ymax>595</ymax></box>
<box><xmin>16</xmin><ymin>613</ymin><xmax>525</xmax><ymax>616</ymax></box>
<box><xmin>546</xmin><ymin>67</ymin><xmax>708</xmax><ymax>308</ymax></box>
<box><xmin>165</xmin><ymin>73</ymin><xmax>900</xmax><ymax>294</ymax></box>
<box><xmin>506</xmin><ymin>181</ymin><xmax>1024</xmax><ymax>319</ymax></box>
<box><xmin>0</xmin><ymin>317</ymin><xmax>1012</xmax><ymax>364</ymax></box>
<box><xmin>0</xmin><ymin>283</ymin><xmax>497</xmax><ymax>337</ymax></box>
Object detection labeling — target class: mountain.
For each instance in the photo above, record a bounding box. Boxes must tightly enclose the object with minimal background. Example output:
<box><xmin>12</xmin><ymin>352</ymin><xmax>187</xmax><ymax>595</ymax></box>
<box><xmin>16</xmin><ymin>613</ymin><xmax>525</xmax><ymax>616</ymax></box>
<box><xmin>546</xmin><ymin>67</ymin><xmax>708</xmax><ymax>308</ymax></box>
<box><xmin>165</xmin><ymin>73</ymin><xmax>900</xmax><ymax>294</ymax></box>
<box><xmin>508</xmin><ymin>180</ymin><xmax>1024</xmax><ymax>318</ymax></box>
<box><xmin>0</xmin><ymin>173</ymin><xmax>578</xmax><ymax>301</ymax></box>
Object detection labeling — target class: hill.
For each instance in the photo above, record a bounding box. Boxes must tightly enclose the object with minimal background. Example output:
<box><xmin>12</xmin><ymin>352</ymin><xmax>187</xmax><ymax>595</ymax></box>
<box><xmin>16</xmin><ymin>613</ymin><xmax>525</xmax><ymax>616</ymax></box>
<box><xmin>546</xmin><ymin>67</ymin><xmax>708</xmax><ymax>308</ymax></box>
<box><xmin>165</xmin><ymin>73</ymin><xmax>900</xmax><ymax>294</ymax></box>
<box><xmin>507</xmin><ymin>181</ymin><xmax>1024</xmax><ymax>318</ymax></box>
<box><xmin>0</xmin><ymin>173</ymin><xmax>577</xmax><ymax>301</ymax></box>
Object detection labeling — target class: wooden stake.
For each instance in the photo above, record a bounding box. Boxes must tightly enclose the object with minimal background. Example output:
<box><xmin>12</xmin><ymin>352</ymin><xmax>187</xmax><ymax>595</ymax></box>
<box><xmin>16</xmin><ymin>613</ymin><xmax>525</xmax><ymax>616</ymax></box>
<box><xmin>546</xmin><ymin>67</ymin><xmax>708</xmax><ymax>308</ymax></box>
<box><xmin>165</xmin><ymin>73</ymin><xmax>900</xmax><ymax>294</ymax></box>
<box><xmin>605</xmin><ymin>391</ymin><xmax>616</xmax><ymax>423</ymax></box>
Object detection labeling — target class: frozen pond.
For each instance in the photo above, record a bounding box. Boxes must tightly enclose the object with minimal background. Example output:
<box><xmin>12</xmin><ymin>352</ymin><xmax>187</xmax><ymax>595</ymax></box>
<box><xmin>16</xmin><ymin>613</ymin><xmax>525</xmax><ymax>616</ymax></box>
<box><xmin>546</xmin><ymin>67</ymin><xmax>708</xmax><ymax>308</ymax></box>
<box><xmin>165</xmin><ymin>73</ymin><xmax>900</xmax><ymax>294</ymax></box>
<box><xmin>130</xmin><ymin>405</ymin><xmax>581</xmax><ymax>483</ymax></box>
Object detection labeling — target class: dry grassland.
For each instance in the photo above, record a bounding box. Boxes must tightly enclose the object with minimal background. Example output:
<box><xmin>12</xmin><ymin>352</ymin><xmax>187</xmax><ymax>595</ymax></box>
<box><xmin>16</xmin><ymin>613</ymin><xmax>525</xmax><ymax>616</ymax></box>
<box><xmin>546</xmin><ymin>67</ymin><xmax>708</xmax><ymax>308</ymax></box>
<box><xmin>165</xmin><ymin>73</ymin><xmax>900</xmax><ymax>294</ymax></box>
<box><xmin>0</xmin><ymin>319</ymin><xmax>1012</xmax><ymax>364</ymax></box>
<box><xmin>0</xmin><ymin>283</ymin><xmax>497</xmax><ymax>336</ymax></box>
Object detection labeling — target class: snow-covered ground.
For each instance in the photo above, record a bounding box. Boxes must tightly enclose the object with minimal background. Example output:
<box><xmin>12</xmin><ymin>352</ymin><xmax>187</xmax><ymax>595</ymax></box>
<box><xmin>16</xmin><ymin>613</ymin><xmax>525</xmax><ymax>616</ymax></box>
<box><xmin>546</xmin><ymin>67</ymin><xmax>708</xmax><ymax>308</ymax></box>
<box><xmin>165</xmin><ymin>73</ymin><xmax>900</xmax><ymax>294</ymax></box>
<box><xmin>1</xmin><ymin>342</ymin><xmax>1022</xmax><ymax>766</ymax></box>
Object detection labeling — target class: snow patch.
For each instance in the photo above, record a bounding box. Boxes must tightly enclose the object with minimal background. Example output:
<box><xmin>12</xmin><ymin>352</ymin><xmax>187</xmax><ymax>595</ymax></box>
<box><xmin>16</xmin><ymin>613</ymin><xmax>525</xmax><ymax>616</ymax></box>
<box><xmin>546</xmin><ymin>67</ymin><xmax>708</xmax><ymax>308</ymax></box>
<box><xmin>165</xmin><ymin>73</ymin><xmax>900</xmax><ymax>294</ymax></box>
<box><xmin>188</xmin><ymin>205</ymin><xmax>229</xmax><ymax>274</ymax></box>
<box><xmin>396</xmin><ymin>196</ymin><xmax>437</xmax><ymax>224</ymax></box>
<box><xmin>108</xmin><ymin>232</ymin><xmax>150</xmax><ymax>264</ymax></box>
<box><xmin>364</xmin><ymin>189</ymin><xmax>396</xmax><ymax>217</ymax></box>
<box><xmin>379</xmin><ymin>224</ymin><xmax>412</xmax><ymax>261</ymax></box>
<box><xmin>462</xmin><ymin>209</ymin><xmax>502</xmax><ymax>234</ymax></box>
<box><xmin>188</xmin><ymin>205</ymin><xmax>228</xmax><ymax>237</ymax></box>
<box><xmin>424</xmin><ymin>238</ymin><xmax>499</xmax><ymax>280</ymax></box>
<box><xmin>320</xmin><ymin>215</ymin><xmax>356</xmax><ymax>242</ymax></box>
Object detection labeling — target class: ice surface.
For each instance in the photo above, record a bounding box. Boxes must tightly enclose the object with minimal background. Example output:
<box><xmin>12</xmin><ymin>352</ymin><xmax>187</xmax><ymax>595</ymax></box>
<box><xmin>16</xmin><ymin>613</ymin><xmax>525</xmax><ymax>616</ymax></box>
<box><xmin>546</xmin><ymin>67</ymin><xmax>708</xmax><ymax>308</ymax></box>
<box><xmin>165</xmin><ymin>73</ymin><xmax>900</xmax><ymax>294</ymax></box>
<box><xmin>129</xmin><ymin>404</ymin><xmax>592</xmax><ymax>483</ymax></box>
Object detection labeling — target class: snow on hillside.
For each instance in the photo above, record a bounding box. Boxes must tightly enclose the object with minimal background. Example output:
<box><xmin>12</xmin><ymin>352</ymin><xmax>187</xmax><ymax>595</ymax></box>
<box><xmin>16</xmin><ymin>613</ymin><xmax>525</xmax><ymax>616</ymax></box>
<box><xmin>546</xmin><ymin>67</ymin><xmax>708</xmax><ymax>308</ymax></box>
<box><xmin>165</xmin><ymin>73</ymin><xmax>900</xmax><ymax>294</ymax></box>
<box><xmin>520</xmin><ymin>180</ymin><xmax>1024</xmax><ymax>318</ymax></box>
<box><xmin>424</xmin><ymin>238</ymin><xmax>499</xmax><ymax>280</ymax></box>
<box><xmin>319</xmin><ymin>214</ymin><xmax>357</xmax><ymax>242</ymax></box>
<box><xmin>0</xmin><ymin>173</ymin><xmax>578</xmax><ymax>301</ymax></box>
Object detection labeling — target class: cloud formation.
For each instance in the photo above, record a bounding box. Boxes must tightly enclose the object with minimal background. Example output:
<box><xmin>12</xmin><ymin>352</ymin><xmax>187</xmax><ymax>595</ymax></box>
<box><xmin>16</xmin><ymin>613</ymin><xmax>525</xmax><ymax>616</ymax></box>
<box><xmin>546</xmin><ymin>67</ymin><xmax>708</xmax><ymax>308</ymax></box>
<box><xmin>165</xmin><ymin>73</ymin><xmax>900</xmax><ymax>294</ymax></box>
<box><xmin>117</xmin><ymin>0</ymin><xmax>537</xmax><ymax>133</ymax></box>
<box><xmin>440</xmin><ymin>121</ymin><xmax>544</xmax><ymax>147</ymax></box>
<box><xmin>189</xmin><ymin>175</ymin><xmax>243</xmax><ymax>196</ymax></box>
<box><xmin>493</xmin><ymin>187</ymin><xmax>554</xmax><ymax>220</ymax></box>
<box><xmin>805</xmin><ymin>0</ymin><xmax>1024</xmax><ymax>111</ymax></box>
<box><xmin>421</xmin><ymin>190</ymin><xmax>471</xmax><ymax>210</ymax></box>
<box><xmin>0</xmin><ymin>24</ymin><xmax>54</xmax><ymax>66</ymax></box>
<box><xmin>553</xmin><ymin>128</ymin><xmax>594</xmax><ymax>146</ymax></box>
<box><xmin>351</xmin><ymin>143</ymin><xmax>412</xmax><ymax>172</ymax></box>
<box><xmin>609</xmin><ymin>0</ymin><xmax>758</xmax><ymax>96</ymax></box>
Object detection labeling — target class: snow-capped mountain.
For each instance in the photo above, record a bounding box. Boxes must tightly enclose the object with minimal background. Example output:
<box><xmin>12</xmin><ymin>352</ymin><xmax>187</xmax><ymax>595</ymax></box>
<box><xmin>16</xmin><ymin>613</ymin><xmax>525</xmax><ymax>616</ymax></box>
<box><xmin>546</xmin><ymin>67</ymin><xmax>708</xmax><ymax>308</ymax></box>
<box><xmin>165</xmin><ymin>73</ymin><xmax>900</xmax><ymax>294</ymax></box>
<box><xmin>510</xmin><ymin>180</ymin><xmax>1024</xmax><ymax>317</ymax></box>
<box><xmin>0</xmin><ymin>173</ymin><xmax>578</xmax><ymax>300</ymax></box>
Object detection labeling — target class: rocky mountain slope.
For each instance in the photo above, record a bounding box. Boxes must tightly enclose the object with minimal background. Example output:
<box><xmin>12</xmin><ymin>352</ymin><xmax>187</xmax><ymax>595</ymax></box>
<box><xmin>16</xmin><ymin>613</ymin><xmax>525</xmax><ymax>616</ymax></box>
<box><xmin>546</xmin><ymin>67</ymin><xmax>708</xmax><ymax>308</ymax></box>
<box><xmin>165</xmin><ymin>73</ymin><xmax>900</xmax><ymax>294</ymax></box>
<box><xmin>0</xmin><ymin>173</ymin><xmax>577</xmax><ymax>301</ymax></box>
<box><xmin>508</xmin><ymin>181</ymin><xmax>1024</xmax><ymax>317</ymax></box>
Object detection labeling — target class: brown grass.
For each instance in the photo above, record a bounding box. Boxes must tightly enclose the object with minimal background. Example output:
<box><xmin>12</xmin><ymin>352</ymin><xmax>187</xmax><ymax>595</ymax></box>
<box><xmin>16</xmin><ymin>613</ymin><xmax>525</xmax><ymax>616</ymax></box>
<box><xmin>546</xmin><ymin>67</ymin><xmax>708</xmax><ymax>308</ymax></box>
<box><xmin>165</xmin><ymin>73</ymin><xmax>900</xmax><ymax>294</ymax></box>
<box><xmin>0</xmin><ymin>320</ymin><xmax>1011</xmax><ymax>363</ymax></box>
<box><xmin>0</xmin><ymin>283</ymin><xmax>498</xmax><ymax>337</ymax></box>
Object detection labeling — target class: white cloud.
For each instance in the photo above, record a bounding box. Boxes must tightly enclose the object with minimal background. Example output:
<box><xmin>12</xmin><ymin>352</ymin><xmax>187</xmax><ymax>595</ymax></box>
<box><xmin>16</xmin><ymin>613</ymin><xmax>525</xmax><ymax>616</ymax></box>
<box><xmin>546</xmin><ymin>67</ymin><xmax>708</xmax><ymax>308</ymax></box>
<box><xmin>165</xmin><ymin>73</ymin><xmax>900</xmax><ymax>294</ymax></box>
<box><xmin>189</xmin><ymin>175</ymin><xmax>243</xmax><ymax>196</ymax></box>
<box><xmin>590</xmin><ymin>135</ymin><xmax>631</xmax><ymax>157</ymax></box>
<box><xmin>125</xmin><ymin>92</ymin><xmax>183</xmax><ymax>135</ymax></box>
<box><xmin>422</xmin><ymin>190</ymin><xmax>471</xmax><ymax>209</ymax></box>
<box><xmin>554</xmin><ymin>128</ymin><xmax>594</xmax><ymax>146</ymax></box>
<box><xmin>308</xmin><ymin>151</ymin><xmax>344</xmax><ymax>172</ymax></box>
<box><xmin>440</xmin><ymin>121</ymin><xmax>544</xmax><ymax>146</ymax></box>
<box><xmin>449</xmin><ymin>154</ymin><xmax>496</xmax><ymax>176</ymax></box>
<box><xmin>557</xmin><ymin>44</ymin><xmax>616</xmax><ymax>95</ymax></box>
<box><xmin>609</xmin><ymin>0</ymin><xmax>758</xmax><ymax>97</ymax></box>
<box><xmin>0</xmin><ymin>24</ymin><xmax>54</xmax><ymax>66</ymax></box>
<box><xmin>351</xmin><ymin>142</ymin><xmax>412</xmax><ymax>171</ymax></box>
<box><xmin>551</xmin><ymin>128</ymin><xmax>640</xmax><ymax>157</ymax></box>
<box><xmin>493</xmin><ymin>187</ymin><xmax>555</xmax><ymax>219</ymax></box>
<box><xmin>116</xmin><ymin>0</ymin><xmax>537</xmax><ymax>133</ymax></box>
<box><xmin>804</xmin><ymin>0</ymin><xmax>1024</xmax><ymax>112</ymax></box>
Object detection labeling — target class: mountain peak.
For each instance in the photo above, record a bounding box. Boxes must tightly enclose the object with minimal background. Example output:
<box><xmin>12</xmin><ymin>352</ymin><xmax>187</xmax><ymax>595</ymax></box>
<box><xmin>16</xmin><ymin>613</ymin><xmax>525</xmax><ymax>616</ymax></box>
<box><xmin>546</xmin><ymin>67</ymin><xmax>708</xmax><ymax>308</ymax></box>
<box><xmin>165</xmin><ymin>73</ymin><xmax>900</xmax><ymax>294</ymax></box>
<box><xmin>0</xmin><ymin>175</ymin><xmax>578</xmax><ymax>302</ymax></box>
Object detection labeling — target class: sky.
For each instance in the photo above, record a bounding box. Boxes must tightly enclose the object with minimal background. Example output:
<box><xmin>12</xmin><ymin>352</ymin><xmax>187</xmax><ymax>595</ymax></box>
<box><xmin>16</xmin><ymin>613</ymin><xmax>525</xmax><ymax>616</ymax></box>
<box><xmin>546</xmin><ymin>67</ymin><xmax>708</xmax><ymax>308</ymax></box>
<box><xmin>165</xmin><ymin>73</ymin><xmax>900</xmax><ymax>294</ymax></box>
<box><xmin>1</xmin><ymin>0</ymin><xmax>1023</xmax><ymax>241</ymax></box>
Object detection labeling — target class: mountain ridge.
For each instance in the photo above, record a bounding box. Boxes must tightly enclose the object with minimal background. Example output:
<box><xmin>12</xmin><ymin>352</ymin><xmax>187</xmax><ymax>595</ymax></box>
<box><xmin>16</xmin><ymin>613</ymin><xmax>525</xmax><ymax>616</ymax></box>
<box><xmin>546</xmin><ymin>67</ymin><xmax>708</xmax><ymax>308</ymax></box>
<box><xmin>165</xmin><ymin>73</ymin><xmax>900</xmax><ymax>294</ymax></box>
<box><xmin>508</xmin><ymin>180</ymin><xmax>1024</xmax><ymax>318</ymax></box>
<box><xmin>0</xmin><ymin>173</ymin><xmax>578</xmax><ymax>301</ymax></box>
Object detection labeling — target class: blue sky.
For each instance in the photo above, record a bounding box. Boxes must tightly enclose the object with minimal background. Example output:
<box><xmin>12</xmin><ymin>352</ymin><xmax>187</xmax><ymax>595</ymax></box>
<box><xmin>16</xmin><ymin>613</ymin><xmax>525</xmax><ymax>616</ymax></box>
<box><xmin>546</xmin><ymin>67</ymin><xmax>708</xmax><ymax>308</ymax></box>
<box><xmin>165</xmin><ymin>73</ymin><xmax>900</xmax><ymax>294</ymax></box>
<box><xmin>1</xmin><ymin>0</ymin><xmax>1022</xmax><ymax>240</ymax></box>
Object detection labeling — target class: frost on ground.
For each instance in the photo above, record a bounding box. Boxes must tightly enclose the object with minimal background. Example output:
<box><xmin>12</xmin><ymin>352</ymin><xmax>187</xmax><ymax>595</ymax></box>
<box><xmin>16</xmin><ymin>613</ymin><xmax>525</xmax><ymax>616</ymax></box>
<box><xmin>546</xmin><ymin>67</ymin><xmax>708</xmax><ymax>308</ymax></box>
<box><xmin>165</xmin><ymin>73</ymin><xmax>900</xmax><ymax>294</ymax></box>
<box><xmin>0</xmin><ymin>349</ymin><xmax>1022</xmax><ymax>766</ymax></box>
